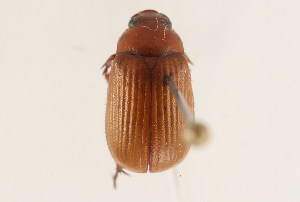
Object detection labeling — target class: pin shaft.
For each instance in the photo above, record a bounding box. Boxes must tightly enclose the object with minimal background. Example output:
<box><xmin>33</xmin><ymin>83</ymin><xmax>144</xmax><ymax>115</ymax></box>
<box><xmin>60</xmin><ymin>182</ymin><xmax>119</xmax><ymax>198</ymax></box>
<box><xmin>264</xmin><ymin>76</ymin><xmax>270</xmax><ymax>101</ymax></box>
<box><xmin>164</xmin><ymin>76</ymin><xmax>194</xmax><ymax>124</ymax></box>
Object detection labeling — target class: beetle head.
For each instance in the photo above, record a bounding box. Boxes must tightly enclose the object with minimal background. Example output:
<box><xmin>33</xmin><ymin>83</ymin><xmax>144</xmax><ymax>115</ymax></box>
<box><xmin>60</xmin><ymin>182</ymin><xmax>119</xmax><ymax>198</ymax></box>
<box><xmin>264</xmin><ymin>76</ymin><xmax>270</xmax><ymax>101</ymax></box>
<box><xmin>128</xmin><ymin>10</ymin><xmax>172</xmax><ymax>29</ymax></box>
<box><xmin>117</xmin><ymin>10</ymin><xmax>183</xmax><ymax>56</ymax></box>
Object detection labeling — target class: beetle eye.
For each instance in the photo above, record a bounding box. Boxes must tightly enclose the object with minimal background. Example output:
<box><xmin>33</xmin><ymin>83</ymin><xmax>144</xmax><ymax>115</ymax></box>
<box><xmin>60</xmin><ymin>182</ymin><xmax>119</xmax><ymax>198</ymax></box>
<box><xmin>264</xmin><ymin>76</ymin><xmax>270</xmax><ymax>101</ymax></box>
<box><xmin>128</xmin><ymin>17</ymin><xmax>138</xmax><ymax>28</ymax></box>
<box><xmin>164</xmin><ymin>18</ymin><xmax>172</xmax><ymax>28</ymax></box>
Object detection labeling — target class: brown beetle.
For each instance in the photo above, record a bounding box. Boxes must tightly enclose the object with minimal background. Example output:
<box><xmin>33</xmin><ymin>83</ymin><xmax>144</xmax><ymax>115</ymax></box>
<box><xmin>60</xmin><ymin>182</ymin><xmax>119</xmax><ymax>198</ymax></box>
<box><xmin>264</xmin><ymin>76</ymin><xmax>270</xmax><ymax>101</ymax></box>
<box><xmin>102</xmin><ymin>10</ymin><xmax>194</xmax><ymax>187</ymax></box>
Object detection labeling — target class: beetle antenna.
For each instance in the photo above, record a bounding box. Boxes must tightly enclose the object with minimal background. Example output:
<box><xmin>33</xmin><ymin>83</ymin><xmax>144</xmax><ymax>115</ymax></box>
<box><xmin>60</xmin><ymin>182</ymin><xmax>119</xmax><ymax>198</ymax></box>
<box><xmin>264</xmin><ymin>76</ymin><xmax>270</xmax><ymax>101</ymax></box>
<box><xmin>164</xmin><ymin>75</ymin><xmax>209</xmax><ymax>146</ymax></box>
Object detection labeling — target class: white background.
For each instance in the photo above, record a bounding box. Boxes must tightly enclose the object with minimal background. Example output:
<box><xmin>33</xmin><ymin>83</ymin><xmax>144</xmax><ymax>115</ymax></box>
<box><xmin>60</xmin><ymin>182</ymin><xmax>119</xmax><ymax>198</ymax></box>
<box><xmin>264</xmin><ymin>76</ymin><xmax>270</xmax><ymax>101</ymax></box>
<box><xmin>1</xmin><ymin>0</ymin><xmax>300</xmax><ymax>202</ymax></box>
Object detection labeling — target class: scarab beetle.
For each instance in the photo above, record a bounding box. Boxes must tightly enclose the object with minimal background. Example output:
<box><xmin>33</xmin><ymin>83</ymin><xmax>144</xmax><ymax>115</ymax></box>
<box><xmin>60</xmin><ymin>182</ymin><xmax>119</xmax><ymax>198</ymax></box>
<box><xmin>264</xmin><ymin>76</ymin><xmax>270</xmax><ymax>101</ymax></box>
<box><xmin>102</xmin><ymin>10</ymin><xmax>194</xmax><ymax>187</ymax></box>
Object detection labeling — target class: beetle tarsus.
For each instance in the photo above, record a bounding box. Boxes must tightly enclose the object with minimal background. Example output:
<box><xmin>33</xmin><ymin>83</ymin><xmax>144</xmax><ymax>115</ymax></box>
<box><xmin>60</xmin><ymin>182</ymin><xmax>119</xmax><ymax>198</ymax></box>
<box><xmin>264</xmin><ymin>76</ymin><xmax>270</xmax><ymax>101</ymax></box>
<box><xmin>102</xmin><ymin>54</ymin><xmax>116</xmax><ymax>81</ymax></box>
<box><xmin>113</xmin><ymin>164</ymin><xmax>129</xmax><ymax>189</ymax></box>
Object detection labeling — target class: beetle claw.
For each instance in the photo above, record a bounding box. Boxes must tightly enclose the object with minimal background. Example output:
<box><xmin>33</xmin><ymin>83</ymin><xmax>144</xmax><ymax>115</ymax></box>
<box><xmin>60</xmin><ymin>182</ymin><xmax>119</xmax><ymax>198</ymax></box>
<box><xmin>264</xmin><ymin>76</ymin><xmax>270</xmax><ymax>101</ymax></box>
<box><xmin>113</xmin><ymin>164</ymin><xmax>130</xmax><ymax>189</ymax></box>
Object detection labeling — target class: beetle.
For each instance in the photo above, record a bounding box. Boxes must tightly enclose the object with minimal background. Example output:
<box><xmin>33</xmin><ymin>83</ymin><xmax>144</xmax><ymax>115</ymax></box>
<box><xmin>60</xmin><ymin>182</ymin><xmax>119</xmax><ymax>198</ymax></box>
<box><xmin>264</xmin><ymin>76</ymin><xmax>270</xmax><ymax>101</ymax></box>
<box><xmin>102</xmin><ymin>10</ymin><xmax>194</xmax><ymax>187</ymax></box>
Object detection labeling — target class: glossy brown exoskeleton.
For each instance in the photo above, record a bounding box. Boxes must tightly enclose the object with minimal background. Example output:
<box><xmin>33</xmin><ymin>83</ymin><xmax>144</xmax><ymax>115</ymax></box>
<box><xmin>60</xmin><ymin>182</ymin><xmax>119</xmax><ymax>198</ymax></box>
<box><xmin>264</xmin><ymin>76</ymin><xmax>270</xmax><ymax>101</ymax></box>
<box><xmin>102</xmin><ymin>10</ymin><xmax>194</xmax><ymax>187</ymax></box>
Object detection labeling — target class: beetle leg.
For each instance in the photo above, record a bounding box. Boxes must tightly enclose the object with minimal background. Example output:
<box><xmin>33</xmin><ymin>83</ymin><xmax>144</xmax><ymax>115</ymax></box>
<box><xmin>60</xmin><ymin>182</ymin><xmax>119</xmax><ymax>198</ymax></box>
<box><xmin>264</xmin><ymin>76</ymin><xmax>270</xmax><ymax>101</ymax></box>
<box><xmin>184</xmin><ymin>54</ymin><xmax>193</xmax><ymax>65</ymax></box>
<box><xmin>101</xmin><ymin>54</ymin><xmax>116</xmax><ymax>81</ymax></box>
<box><xmin>113</xmin><ymin>164</ymin><xmax>129</xmax><ymax>189</ymax></box>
